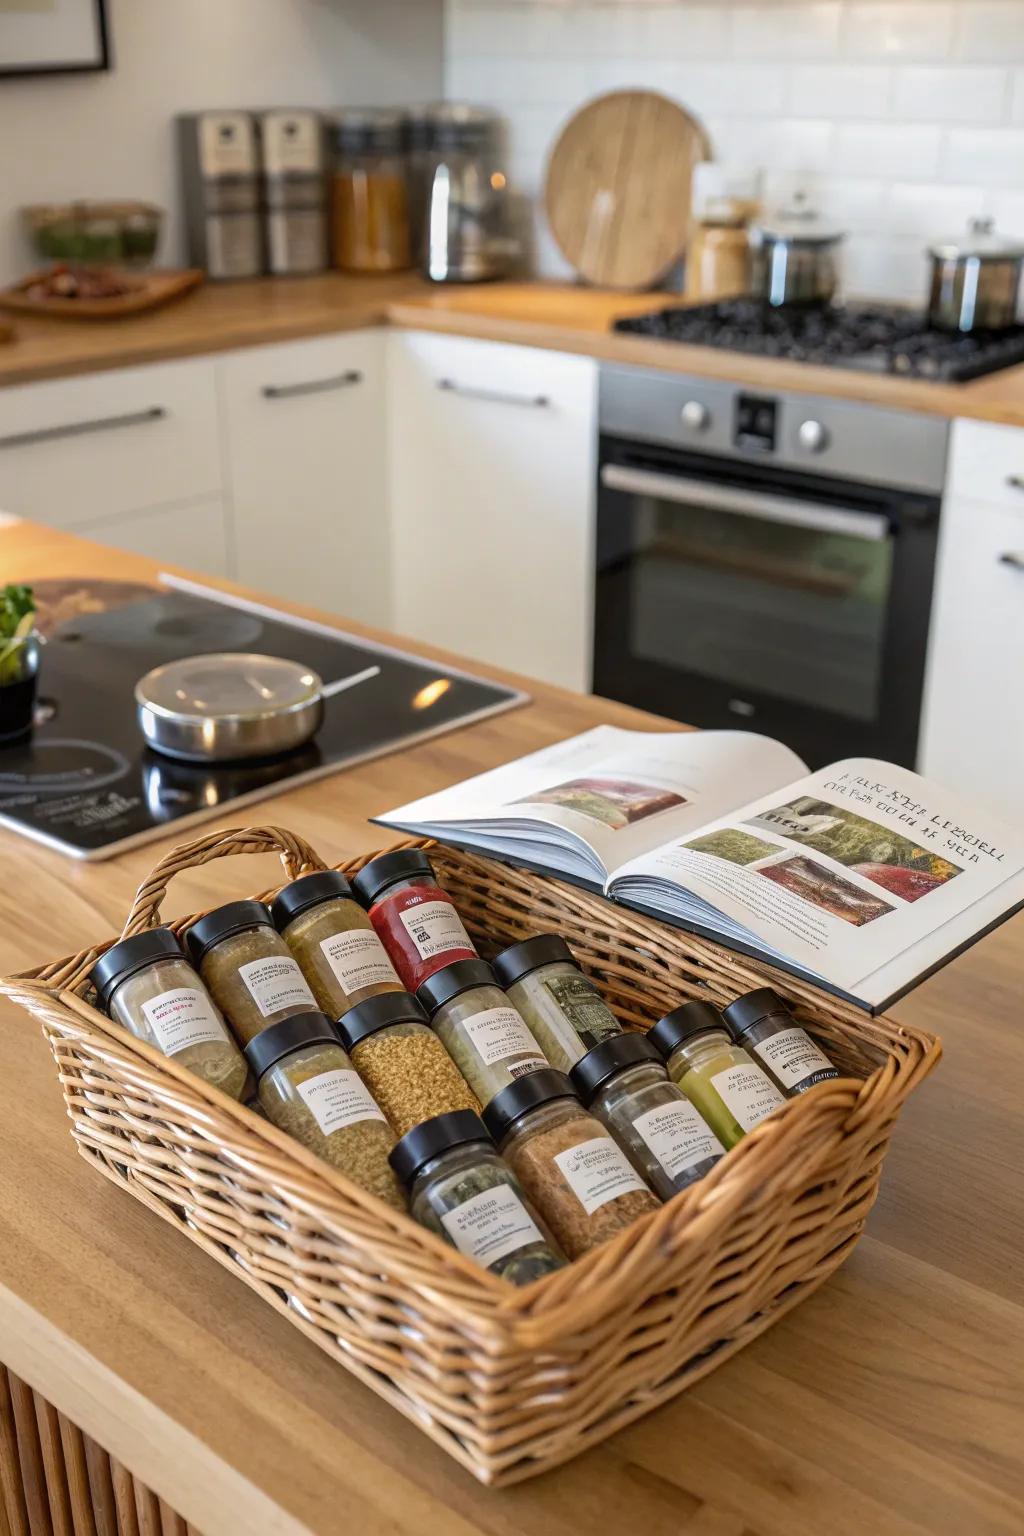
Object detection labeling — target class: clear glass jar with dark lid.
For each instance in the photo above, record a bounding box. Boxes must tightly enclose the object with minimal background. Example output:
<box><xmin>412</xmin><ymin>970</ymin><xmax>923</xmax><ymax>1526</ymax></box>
<box><xmin>186</xmin><ymin>900</ymin><xmax>316</xmax><ymax>1046</ymax></box>
<box><xmin>389</xmin><ymin>1109</ymin><xmax>565</xmax><ymax>1285</ymax></box>
<box><xmin>649</xmin><ymin>1000</ymin><xmax>785</xmax><ymax>1150</ymax></box>
<box><xmin>417</xmin><ymin>958</ymin><xmax>547</xmax><ymax>1107</ymax></box>
<box><xmin>271</xmin><ymin>870</ymin><xmax>401</xmax><ymax>1018</ymax></box>
<box><xmin>330</xmin><ymin>107</ymin><xmax>410</xmax><ymax>272</ymax></box>
<box><xmin>352</xmin><ymin>849</ymin><xmax>477</xmax><ymax>993</ymax></box>
<box><xmin>492</xmin><ymin>935</ymin><xmax>622</xmax><ymax>1072</ymax></box>
<box><xmin>723</xmin><ymin>987</ymin><xmax>839</xmax><ymax>1098</ymax></box>
<box><xmin>338</xmin><ymin>990</ymin><xmax>479</xmax><ymax>1138</ymax></box>
<box><xmin>570</xmin><ymin>1033</ymin><xmax>725</xmax><ymax>1200</ymax></box>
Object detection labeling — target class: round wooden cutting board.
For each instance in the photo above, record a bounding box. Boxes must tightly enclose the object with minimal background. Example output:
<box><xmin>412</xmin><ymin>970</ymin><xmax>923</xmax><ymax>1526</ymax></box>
<box><xmin>544</xmin><ymin>89</ymin><xmax>710</xmax><ymax>291</ymax></box>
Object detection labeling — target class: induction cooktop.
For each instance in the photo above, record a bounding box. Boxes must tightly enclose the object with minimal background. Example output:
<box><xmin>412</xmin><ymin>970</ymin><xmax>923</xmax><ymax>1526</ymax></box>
<box><xmin>0</xmin><ymin>576</ymin><xmax>526</xmax><ymax>860</ymax></box>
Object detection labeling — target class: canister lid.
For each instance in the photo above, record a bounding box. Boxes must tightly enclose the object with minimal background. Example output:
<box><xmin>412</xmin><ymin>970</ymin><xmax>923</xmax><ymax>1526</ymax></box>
<box><xmin>482</xmin><ymin>1068</ymin><xmax>579</xmax><ymax>1142</ymax></box>
<box><xmin>388</xmin><ymin>1109</ymin><xmax>491</xmax><ymax>1186</ymax></box>
<box><xmin>270</xmin><ymin>870</ymin><xmax>356</xmax><ymax>930</ymax></box>
<box><xmin>491</xmin><ymin>934</ymin><xmax>575</xmax><ymax>988</ymax></box>
<box><xmin>244</xmin><ymin>1011</ymin><xmax>343</xmax><ymax>1081</ymax></box>
<box><xmin>90</xmin><ymin>927</ymin><xmax>184</xmax><ymax>1011</ymax></box>
<box><xmin>185</xmin><ymin>900</ymin><xmax>274</xmax><ymax>966</ymax></box>
<box><xmin>722</xmin><ymin>986</ymin><xmax>791</xmax><ymax>1039</ymax></box>
<box><xmin>338</xmin><ymin>990</ymin><xmax>429</xmax><ymax>1049</ymax></box>
<box><xmin>569</xmin><ymin>1032</ymin><xmax>662</xmax><ymax>1103</ymax></box>
<box><xmin>428</xmin><ymin>102</ymin><xmax>498</xmax><ymax>152</ymax></box>
<box><xmin>351</xmin><ymin>848</ymin><xmax>435</xmax><ymax>907</ymax></box>
<box><xmin>648</xmin><ymin>1000</ymin><xmax>728</xmax><ymax>1059</ymax></box>
<box><xmin>928</xmin><ymin>216</ymin><xmax>1024</xmax><ymax>263</ymax></box>
<box><xmin>331</xmin><ymin>107</ymin><xmax>405</xmax><ymax>156</ymax></box>
<box><xmin>417</xmin><ymin>958</ymin><xmax>497</xmax><ymax>1015</ymax></box>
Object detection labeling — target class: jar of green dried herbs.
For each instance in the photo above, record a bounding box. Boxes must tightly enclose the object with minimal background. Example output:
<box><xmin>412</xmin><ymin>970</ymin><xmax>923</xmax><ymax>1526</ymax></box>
<box><xmin>90</xmin><ymin>928</ymin><xmax>249</xmax><ymax>1101</ymax></box>
<box><xmin>492</xmin><ymin>935</ymin><xmax>623</xmax><ymax>1072</ymax></box>
<box><xmin>338</xmin><ymin>992</ymin><xmax>480</xmax><ymax>1138</ymax></box>
<box><xmin>271</xmin><ymin>870</ymin><xmax>402</xmax><ymax>1017</ymax></box>
<box><xmin>186</xmin><ymin>900</ymin><xmax>317</xmax><ymax>1046</ymax></box>
<box><xmin>417</xmin><ymin>959</ymin><xmax>548</xmax><ymax>1107</ymax></box>
<box><xmin>389</xmin><ymin>1109</ymin><xmax>565</xmax><ymax>1285</ymax></box>
<box><xmin>245</xmin><ymin>1011</ymin><xmax>403</xmax><ymax>1208</ymax></box>
<box><xmin>723</xmin><ymin>987</ymin><xmax>839</xmax><ymax>1098</ymax></box>
<box><xmin>648</xmin><ymin>1000</ymin><xmax>786</xmax><ymax>1149</ymax></box>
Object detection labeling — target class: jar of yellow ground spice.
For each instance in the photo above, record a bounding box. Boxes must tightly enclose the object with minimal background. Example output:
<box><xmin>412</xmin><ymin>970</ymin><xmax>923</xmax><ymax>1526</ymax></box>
<box><xmin>186</xmin><ymin>901</ymin><xmax>317</xmax><ymax>1046</ymax></box>
<box><xmin>271</xmin><ymin>871</ymin><xmax>402</xmax><ymax>1018</ymax></box>
<box><xmin>338</xmin><ymin>992</ymin><xmax>479</xmax><ymax>1138</ymax></box>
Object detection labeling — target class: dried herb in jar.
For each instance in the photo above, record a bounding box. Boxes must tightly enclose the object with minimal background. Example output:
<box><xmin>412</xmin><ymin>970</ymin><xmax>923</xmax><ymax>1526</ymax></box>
<box><xmin>417</xmin><ymin>959</ymin><xmax>548</xmax><ymax>1107</ymax></box>
<box><xmin>339</xmin><ymin>992</ymin><xmax>479</xmax><ymax>1138</ymax></box>
<box><xmin>492</xmin><ymin>935</ymin><xmax>622</xmax><ymax>1072</ymax></box>
<box><xmin>271</xmin><ymin>870</ymin><xmax>402</xmax><ymax>1017</ymax></box>
<box><xmin>186</xmin><ymin>900</ymin><xmax>317</xmax><ymax>1046</ymax></box>
<box><xmin>723</xmin><ymin>987</ymin><xmax>839</xmax><ymax>1098</ymax></box>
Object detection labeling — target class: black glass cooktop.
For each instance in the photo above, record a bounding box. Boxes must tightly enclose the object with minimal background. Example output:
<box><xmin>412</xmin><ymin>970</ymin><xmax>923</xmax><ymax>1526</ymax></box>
<box><xmin>0</xmin><ymin>579</ymin><xmax>525</xmax><ymax>859</ymax></box>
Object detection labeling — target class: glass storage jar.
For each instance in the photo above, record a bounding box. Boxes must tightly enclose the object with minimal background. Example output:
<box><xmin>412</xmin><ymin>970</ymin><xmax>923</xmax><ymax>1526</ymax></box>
<box><xmin>91</xmin><ymin>928</ymin><xmax>249</xmax><ymax>1101</ymax></box>
<box><xmin>245</xmin><ymin>1011</ymin><xmax>403</xmax><ymax>1208</ymax></box>
<box><xmin>649</xmin><ymin>1000</ymin><xmax>786</xmax><ymax>1149</ymax></box>
<box><xmin>492</xmin><ymin>935</ymin><xmax>622</xmax><ymax>1072</ymax></box>
<box><xmin>417</xmin><ymin>958</ymin><xmax>547</xmax><ymax>1107</ymax></box>
<box><xmin>389</xmin><ymin>1109</ymin><xmax>565</xmax><ymax>1285</ymax></box>
<box><xmin>272</xmin><ymin>870</ymin><xmax>402</xmax><ymax>1018</ymax></box>
<box><xmin>352</xmin><ymin>849</ymin><xmax>477</xmax><ymax>993</ymax></box>
<box><xmin>723</xmin><ymin>986</ymin><xmax>839</xmax><ymax>1098</ymax></box>
<box><xmin>338</xmin><ymin>992</ymin><xmax>479</xmax><ymax>1138</ymax></box>
<box><xmin>570</xmin><ymin>1033</ymin><xmax>725</xmax><ymax>1199</ymax></box>
<box><xmin>330</xmin><ymin>108</ymin><xmax>411</xmax><ymax>273</ymax></box>
<box><xmin>186</xmin><ymin>900</ymin><xmax>317</xmax><ymax>1046</ymax></box>
<box><xmin>483</xmin><ymin>1069</ymin><xmax>659</xmax><ymax>1260</ymax></box>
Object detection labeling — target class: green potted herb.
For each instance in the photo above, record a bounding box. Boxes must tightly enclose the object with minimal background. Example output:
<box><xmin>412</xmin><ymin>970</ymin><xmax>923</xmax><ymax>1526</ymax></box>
<box><xmin>0</xmin><ymin>585</ymin><xmax>40</xmax><ymax>744</ymax></box>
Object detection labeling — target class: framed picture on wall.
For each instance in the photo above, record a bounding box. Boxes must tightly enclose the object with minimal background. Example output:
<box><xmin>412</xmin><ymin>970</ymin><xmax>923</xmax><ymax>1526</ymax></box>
<box><xmin>0</xmin><ymin>0</ymin><xmax>110</xmax><ymax>78</ymax></box>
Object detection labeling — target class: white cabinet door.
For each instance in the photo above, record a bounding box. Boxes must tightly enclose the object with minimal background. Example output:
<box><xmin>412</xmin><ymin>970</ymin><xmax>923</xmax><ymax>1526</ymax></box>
<box><xmin>389</xmin><ymin>331</ymin><xmax>596</xmax><ymax>690</ymax></box>
<box><xmin>219</xmin><ymin>331</ymin><xmax>390</xmax><ymax>627</ymax></box>
<box><xmin>78</xmin><ymin>496</ymin><xmax>229</xmax><ymax>577</ymax></box>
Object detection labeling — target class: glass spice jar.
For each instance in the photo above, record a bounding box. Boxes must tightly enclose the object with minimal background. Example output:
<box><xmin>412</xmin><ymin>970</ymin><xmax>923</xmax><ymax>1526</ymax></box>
<box><xmin>648</xmin><ymin>1001</ymin><xmax>786</xmax><ymax>1149</ymax></box>
<box><xmin>570</xmin><ymin>1033</ymin><xmax>725</xmax><ymax>1200</ymax></box>
<box><xmin>492</xmin><ymin>935</ymin><xmax>622</xmax><ymax>1072</ymax></box>
<box><xmin>91</xmin><ymin>928</ymin><xmax>249</xmax><ymax>1101</ymax></box>
<box><xmin>330</xmin><ymin>109</ymin><xmax>411</xmax><ymax>273</ymax></box>
<box><xmin>723</xmin><ymin>987</ymin><xmax>839</xmax><ymax>1098</ymax></box>
<box><xmin>338</xmin><ymin>992</ymin><xmax>479</xmax><ymax>1138</ymax></box>
<box><xmin>417</xmin><ymin>958</ymin><xmax>548</xmax><ymax>1108</ymax></box>
<box><xmin>389</xmin><ymin>1109</ymin><xmax>566</xmax><ymax>1285</ymax></box>
<box><xmin>245</xmin><ymin>1011</ymin><xmax>403</xmax><ymax>1209</ymax></box>
<box><xmin>186</xmin><ymin>900</ymin><xmax>317</xmax><ymax>1047</ymax></box>
<box><xmin>351</xmin><ymin>849</ymin><xmax>477</xmax><ymax>993</ymax></box>
<box><xmin>482</xmin><ymin>1069</ymin><xmax>659</xmax><ymax>1260</ymax></box>
<box><xmin>271</xmin><ymin>870</ymin><xmax>402</xmax><ymax>1018</ymax></box>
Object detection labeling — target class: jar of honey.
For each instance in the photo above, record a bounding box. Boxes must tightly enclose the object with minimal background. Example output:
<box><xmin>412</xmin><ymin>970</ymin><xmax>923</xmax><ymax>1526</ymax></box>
<box><xmin>330</xmin><ymin>109</ymin><xmax>411</xmax><ymax>273</ymax></box>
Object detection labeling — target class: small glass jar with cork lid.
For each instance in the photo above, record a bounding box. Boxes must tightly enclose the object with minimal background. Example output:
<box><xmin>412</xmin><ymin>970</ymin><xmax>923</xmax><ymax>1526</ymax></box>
<box><xmin>352</xmin><ymin>849</ymin><xmax>477</xmax><ymax>993</ymax></box>
<box><xmin>186</xmin><ymin>900</ymin><xmax>317</xmax><ymax>1046</ymax></box>
<box><xmin>723</xmin><ymin>987</ymin><xmax>839</xmax><ymax>1099</ymax></box>
<box><xmin>491</xmin><ymin>935</ymin><xmax>622</xmax><ymax>1073</ymax></box>
<box><xmin>271</xmin><ymin>870</ymin><xmax>402</xmax><ymax>1018</ymax></box>
<box><xmin>417</xmin><ymin>958</ymin><xmax>548</xmax><ymax>1107</ymax></box>
<box><xmin>648</xmin><ymin>1000</ymin><xmax>786</xmax><ymax>1149</ymax></box>
<box><xmin>338</xmin><ymin>991</ymin><xmax>479</xmax><ymax>1138</ymax></box>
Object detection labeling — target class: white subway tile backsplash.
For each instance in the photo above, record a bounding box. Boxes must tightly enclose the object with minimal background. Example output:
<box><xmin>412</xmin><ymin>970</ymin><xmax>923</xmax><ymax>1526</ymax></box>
<box><xmin>884</xmin><ymin>180</ymin><xmax>988</xmax><ymax>237</ymax></box>
<box><xmin>945</xmin><ymin>127</ymin><xmax>1024</xmax><ymax>185</ymax></box>
<box><xmin>894</xmin><ymin>66</ymin><xmax>1009</xmax><ymax>124</ymax></box>
<box><xmin>789</xmin><ymin>63</ymin><xmax>892</xmax><ymax>118</ymax></box>
<box><xmin>835</xmin><ymin>121</ymin><xmax>943</xmax><ymax>177</ymax></box>
<box><xmin>1012</xmin><ymin>69</ymin><xmax>1024</xmax><ymax>124</ymax></box>
<box><xmin>644</xmin><ymin>6</ymin><xmax>732</xmax><ymax>61</ymax></box>
<box><xmin>955</xmin><ymin>4</ymin><xmax>1024</xmax><ymax>64</ymax></box>
<box><xmin>731</xmin><ymin>4</ymin><xmax>842</xmax><ymax>60</ymax></box>
<box><xmin>841</xmin><ymin>3</ymin><xmax>955</xmax><ymax>62</ymax></box>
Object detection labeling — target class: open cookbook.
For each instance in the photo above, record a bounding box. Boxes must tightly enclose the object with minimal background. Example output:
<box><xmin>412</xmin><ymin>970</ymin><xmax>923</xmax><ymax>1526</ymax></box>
<box><xmin>376</xmin><ymin>727</ymin><xmax>1024</xmax><ymax>1012</ymax></box>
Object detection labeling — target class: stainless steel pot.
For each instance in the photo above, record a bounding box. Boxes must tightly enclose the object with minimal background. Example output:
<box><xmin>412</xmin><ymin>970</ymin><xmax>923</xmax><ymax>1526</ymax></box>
<box><xmin>927</xmin><ymin>218</ymin><xmax>1024</xmax><ymax>333</ymax></box>
<box><xmin>751</xmin><ymin>199</ymin><xmax>844</xmax><ymax>308</ymax></box>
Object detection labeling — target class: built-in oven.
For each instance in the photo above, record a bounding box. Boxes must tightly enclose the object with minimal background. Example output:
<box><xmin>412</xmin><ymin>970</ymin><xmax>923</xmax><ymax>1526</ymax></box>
<box><xmin>593</xmin><ymin>366</ymin><xmax>949</xmax><ymax>769</ymax></box>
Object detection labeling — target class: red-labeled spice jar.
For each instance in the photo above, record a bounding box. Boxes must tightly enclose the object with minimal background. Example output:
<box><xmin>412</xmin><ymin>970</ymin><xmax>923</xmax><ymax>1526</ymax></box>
<box><xmin>351</xmin><ymin>849</ymin><xmax>477</xmax><ymax>992</ymax></box>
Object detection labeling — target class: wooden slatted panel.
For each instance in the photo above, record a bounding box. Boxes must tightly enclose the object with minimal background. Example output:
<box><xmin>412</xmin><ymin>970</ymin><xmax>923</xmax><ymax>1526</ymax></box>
<box><xmin>0</xmin><ymin>1369</ymin><xmax>30</xmax><ymax>1536</ymax></box>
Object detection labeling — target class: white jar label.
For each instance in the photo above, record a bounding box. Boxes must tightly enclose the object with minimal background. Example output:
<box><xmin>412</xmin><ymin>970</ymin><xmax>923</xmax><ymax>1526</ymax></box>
<box><xmin>440</xmin><ymin>1184</ymin><xmax>545</xmax><ymax>1266</ymax></box>
<box><xmin>710</xmin><ymin>1063</ymin><xmax>786</xmax><ymax>1131</ymax></box>
<box><xmin>237</xmin><ymin>954</ymin><xmax>315</xmax><ymax>1017</ymax></box>
<box><xmin>398</xmin><ymin>900</ymin><xmax>473</xmax><ymax>960</ymax></box>
<box><xmin>461</xmin><ymin>1006</ymin><xmax>547</xmax><ymax>1072</ymax></box>
<box><xmin>296</xmin><ymin>1069</ymin><xmax>387</xmax><ymax>1135</ymax></box>
<box><xmin>633</xmin><ymin>1100</ymin><xmax>726</xmax><ymax>1180</ymax></box>
<box><xmin>140</xmin><ymin>986</ymin><xmax>229</xmax><ymax>1056</ymax></box>
<box><xmin>751</xmin><ymin>1026</ymin><xmax>838</xmax><ymax>1090</ymax></box>
<box><xmin>553</xmin><ymin>1135</ymin><xmax>648</xmax><ymax>1215</ymax></box>
<box><xmin>320</xmin><ymin>929</ymin><xmax>400</xmax><ymax>996</ymax></box>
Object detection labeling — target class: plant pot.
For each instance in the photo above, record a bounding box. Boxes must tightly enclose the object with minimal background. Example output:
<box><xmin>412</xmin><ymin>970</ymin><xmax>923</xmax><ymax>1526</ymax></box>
<box><xmin>0</xmin><ymin>635</ymin><xmax>40</xmax><ymax>745</ymax></box>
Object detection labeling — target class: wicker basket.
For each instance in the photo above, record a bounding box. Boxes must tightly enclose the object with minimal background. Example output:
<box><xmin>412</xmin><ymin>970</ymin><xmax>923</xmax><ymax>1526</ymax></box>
<box><xmin>1</xmin><ymin>824</ymin><xmax>940</xmax><ymax>1487</ymax></box>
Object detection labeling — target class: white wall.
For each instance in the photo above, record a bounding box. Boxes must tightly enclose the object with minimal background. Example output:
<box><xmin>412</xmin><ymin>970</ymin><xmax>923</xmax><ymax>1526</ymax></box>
<box><xmin>446</xmin><ymin>0</ymin><xmax>1024</xmax><ymax>302</ymax></box>
<box><xmin>0</xmin><ymin>0</ymin><xmax>444</xmax><ymax>282</ymax></box>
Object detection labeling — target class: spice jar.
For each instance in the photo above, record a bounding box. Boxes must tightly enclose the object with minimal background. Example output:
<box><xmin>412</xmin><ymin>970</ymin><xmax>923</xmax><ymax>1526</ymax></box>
<box><xmin>186</xmin><ymin>900</ymin><xmax>317</xmax><ymax>1046</ymax></box>
<box><xmin>389</xmin><ymin>1109</ymin><xmax>565</xmax><ymax>1285</ymax></box>
<box><xmin>417</xmin><ymin>959</ymin><xmax>548</xmax><ymax>1107</ymax></box>
<box><xmin>492</xmin><ymin>935</ymin><xmax>622</xmax><ymax>1072</ymax></box>
<box><xmin>482</xmin><ymin>1069</ymin><xmax>659</xmax><ymax>1260</ymax></box>
<box><xmin>271</xmin><ymin>870</ymin><xmax>402</xmax><ymax>1018</ymax></box>
<box><xmin>648</xmin><ymin>1001</ymin><xmax>786</xmax><ymax>1149</ymax></box>
<box><xmin>723</xmin><ymin>987</ymin><xmax>839</xmax><ymax>1098</ymax></box>
<box><xmin>352</xmin><ymin>849</ymin><xmax>477</xmax><ymax>993</ymax></box>
<box><xmin>338</xmin><ymin>992</ymin><xmax>479</xmax><ymax>1138</ymax></box>
<box><xmin>570</xmin><ymin>1033</ymin><xmax>725</xmax><ymax>1200</ymax></box>
<box><xmin>91</xmin><ymin>928</ymin><xmax>249</xmax><ymax>1101</ymax></box>
<box><xmin>330</xmin><ymin>109</ymin><xmax>411</xmax><ymax>273</ymax></box>
<box><xmin>244</xmin><ymin>1011</ymin><xmax>403</xmax><ymax>1208</ymax></box>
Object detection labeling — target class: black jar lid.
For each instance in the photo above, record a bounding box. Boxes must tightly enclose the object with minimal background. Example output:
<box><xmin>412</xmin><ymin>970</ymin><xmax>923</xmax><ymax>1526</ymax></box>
<box><xmin>482</xmin><ymin>1068</ymin><xmax>578</xmax><ymax>1143</ymax></box>
<box><xmin>722</xmin><ymin>987</ymin><xmax>790</xmax><ymax>1038</ymax></box>
<box><xmin>270</xmin><ymin>870</ymin><xmax>355</xmax><ymax>931</ymax></box>
<box><xmin>648</xmin><ymin>1000</ymin><xmax>729</xmax><ymax>1060</ymax></box>
<box><xmin>569</xmin><ymin>1032</ymin><xmax>662</xmax><ymax>1104</ymax></box>
<box><xmin>244</xmin><ymin>1012</ymin><xmax>342</xmax><ymax>1082</ymax></box>
<box><xmin>185</xmin><ymin>900</ymin><xmax>273</xmax><ymax>966</ymax></box>
<box><xmin>388</xmin><ymin>1109</ymin><xmax>491</xmax><ymax>1187</ymax></box>
<box><xmin>331</xmin><ymin>107</ymin><xmax>405</xmax><ymax>157</ymax></box>
<box><xmin>417</xmin><ymin>958</ymin><xmax>497</xmax><ymax>1016</ymax></box>
<box><xmin>90</xmin><ymin>927</ymin><xmax>184</xmax><ymax>1011</ymax></box>
<box><xmin>338</xmin><ymin>990</ymin><xmax>429</xmax><ymax>1049</ymax></box>
<box><xmin>351</xmin><ymin>849</ymin><xmax>435</xmax><ymax>908</ymax></box>
<box><xmin>491</xmin><ymin>934</ymin><xmax>575</xmax><ymax>989</ymax></box>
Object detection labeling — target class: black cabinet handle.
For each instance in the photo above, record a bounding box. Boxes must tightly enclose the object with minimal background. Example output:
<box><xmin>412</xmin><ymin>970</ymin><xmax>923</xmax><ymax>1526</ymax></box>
<box><xmin>436</xmin><ymin>378</ymin><xmax>550</xmax><ymax>409</ymax></box>
<box><xmin>0</xmin><ymin>406</ymin><xmax>166</xmax><ymax>450</ymax></box>
<box><xmin>262</xmin><ymin>370</ymin><xmax>363</xmax><ymax>399</ymax></box>
<box><xmin>999</xmin><ymin>551</ymin><xmax>1024</xmax><ymax>570</ymax></box>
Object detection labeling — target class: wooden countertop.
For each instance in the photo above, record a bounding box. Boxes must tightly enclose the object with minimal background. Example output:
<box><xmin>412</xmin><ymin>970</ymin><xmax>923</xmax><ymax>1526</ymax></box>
<box><xmin>1</xmin><ymin>520</ymin><xmax>1023</xmax><ymax>1535</ymax></box>
<box><xmin>4</xmin><ymin>271</ymin><xmax>1024</xmax><ymax>428</ymax></box>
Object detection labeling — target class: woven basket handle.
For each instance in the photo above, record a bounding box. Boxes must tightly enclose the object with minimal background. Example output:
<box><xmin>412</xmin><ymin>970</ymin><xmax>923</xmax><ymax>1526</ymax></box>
<box><xmin>120</xmin><ymin>824</ymin><xmax>327</xmax><ymax>939</ymax></box>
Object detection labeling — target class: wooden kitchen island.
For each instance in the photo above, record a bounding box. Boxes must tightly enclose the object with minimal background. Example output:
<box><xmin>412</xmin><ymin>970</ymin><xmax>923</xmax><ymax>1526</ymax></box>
<box><xmin>0</xmin><ymin>521</ymin><xmax>1022</xmax><ymax>1536</ymax></box>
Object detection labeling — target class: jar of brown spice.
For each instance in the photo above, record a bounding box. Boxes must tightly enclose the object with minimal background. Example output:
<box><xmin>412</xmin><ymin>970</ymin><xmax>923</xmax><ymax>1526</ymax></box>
<box><xmin>186</xmin><ymin>900</ymin><xmax>317</xmax><ymax>1046</ymax></box>
<box><xmin>271</xmin><ymin>871</ymin><xmax>402</xmax><ymax>1018</ymax></box>
<box><xmin>338</xmin><ymin>992</ymin><xmax>480</xmax><ymax>1138</ymax></box>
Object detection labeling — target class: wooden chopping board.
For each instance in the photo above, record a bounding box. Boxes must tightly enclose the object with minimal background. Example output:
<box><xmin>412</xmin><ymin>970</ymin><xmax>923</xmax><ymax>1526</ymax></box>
<box><xmin>0</xmin><ymin>267</ymin><xmax>203</xmax><ymax>321</ymax></box>
<box><xmin>544</xmin><ymin>89</ymin><xmax>710</xmax><ymax>291</ymax></box>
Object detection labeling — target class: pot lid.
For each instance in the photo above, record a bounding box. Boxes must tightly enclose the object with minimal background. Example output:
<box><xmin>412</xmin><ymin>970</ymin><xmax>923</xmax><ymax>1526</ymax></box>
<box><xmin>753</xmin><ymin>192</ymin><xmax>844</xmax><ymax>247</ymax></box>
<box><xmin>135</xmin><ymin>653</ymin><xmax>322</xmax><ymax>723</ymax></box>
<box><xmin>929</xmin><ymin>216</ymin><xmax>1024</xmax><ymax>262</ymax></box>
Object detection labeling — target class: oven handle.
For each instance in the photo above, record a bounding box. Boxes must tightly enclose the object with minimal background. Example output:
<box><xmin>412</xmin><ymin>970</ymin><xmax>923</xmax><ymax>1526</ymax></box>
<box><xmin>600</xmin><ymin>463</ymin><xmax>891</xmax><ymax>542</ymax></box>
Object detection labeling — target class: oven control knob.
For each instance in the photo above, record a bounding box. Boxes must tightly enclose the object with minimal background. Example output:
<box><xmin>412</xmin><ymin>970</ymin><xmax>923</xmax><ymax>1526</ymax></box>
<box><xmin>798</xmin><ymin>419</ymin><xmax>830</xmax><ymax>453</ymax></box>
<box><xmin>681</xmin><ymin>400</ymin><xmax>710</xmax><ymax>431</ymax></box>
